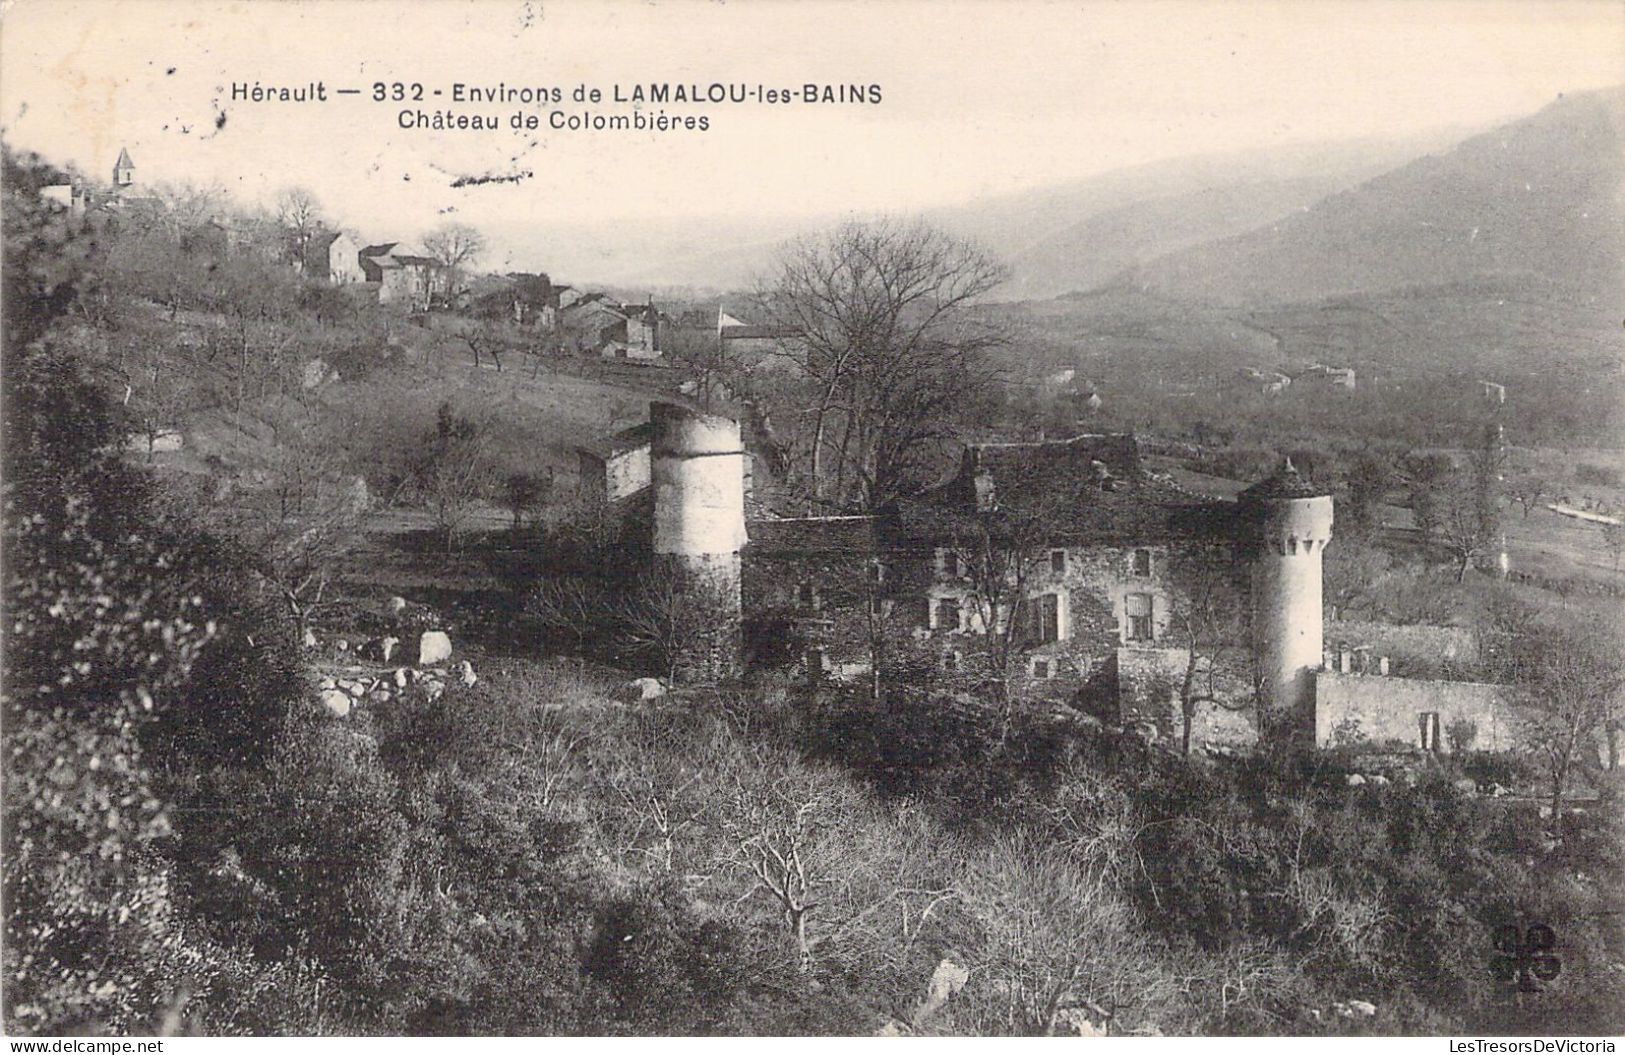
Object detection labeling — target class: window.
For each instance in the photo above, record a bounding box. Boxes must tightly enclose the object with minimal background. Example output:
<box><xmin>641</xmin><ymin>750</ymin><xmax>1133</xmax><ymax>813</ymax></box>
<box><xmin>1132</xmin><ymin>548</ymin><xmax>1153</xmax><ymax>577</ymax></box>
<box><xmin>868</xmin><ymin>561</ymin><xmax>887</xmax><ymax>584</ymax></box>
<box><xmin>869</xmin><ymin>595</ymin><xmax>886</xmax><ymax>618</ymax></box>
<box><xmin>805</xmin><ymin>648</ymin><xmax>825</xmax><ymax>678</ymax></box>
<box><xmin>1032</xmin><ymin>658</ymin><xmax>1051</xmax><ymax>679</ymax></box>
<box><xmin>935</xmin><ymin>596</ymin><xmax>962</xmax><ymax>632</ymax></box>
<box><xmin>941</xmin><ymin>650</ymin><xmax>961</xmax><ymax>673</ymax></box>
<box><xmin>1126</xmin><ymin>592</ymin><xmax>1154</xmax><ymax>642</ymax></box>
<box><xmin>937</xmin><ymin>548</ymin><xmax>962</xmax><ymax>578</ymax></box>
<box><xmin>1050</xmin><ymin>549</ymin><xmax>1067</xmax><ymax>575</ymax></box>
<box><xmin>1036</xmin><ymin>593</ymin><xmax>1061</xmax><ymax>644</ymax></box>
<box><xmin>796</xmin><ymin>582</ymin><xmax>820</xmax><ymax>610</ymax></box>
<box><xmin>1418</xmin><ymin>712</ymin><xmax>1441</xmax><ymax>753</ymax></box>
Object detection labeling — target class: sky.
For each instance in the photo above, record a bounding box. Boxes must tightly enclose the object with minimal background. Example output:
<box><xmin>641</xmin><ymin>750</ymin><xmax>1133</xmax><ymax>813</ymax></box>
<box><xmin>3</xmin><ymin>0</ymin><xmax>1622</xmax><ymax>277</ymax></box>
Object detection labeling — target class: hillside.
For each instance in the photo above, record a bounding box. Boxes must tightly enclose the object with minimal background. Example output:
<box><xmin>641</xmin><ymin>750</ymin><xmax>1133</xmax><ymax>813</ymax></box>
<box><xmin>995</xmin><ymin>176</ymin><xmax>1349</xmax><ymax>301</ymax></box>
<box><xmin>490</xmin><ymin>129</ymin><xmax>1467</xmax><ymax>292</ymax></box>
<box><xmin>1121</xmin><ymin>88</ymin><xmax>1625</xmax><ymax>307</ymax></box>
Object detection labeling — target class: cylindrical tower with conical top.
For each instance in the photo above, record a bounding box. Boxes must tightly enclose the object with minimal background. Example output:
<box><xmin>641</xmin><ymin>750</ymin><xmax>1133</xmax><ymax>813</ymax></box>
<box><xmin>650</xmin><ymin>401</ymin><xmax>747</xmax><ymax>677</ymax></box>
<box><xmin>1240</xmin><ymin>458</ymin><xmax>1334</xmax><ymax>740</ymax></box>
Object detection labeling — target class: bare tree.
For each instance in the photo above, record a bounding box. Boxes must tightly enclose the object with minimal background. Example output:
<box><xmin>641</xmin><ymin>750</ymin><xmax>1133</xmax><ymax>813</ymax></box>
<box><xmin>955</xmin><ymin>834</ymin><xmax>1168</xmax><ymax>1035</ymax></box>
<box><xmin>755</xmin><ymin>218</ymin><xmax>1007</xmax><ymax>510</ymax></box>
<box><xmin>1487</xmin><ymin>601</ymin><xmax>1624</xmax><ymax>828</ymax></box>
<box><xmin>214</xmin><ymin>436</ymin><xmax>368</xmax><ymax>641</ymax></box>
<box><xmin>616</xmin><ymin>573</ymin><xmax>737</xmax><ymax>685</ymax></box>
<box><xmin>119</xmin><ymin>336</ymin><xmax>195</xmax><ymax>462</ymax></box>
<box><xmin>412</xmin><ymin>401</ymin><xmax>497</xmax><ymax>551</ymax></box>
<box><xmin>503</xmin><ymin>470</ymin><xmax>551</xmax><ymax>530</ymax></box>
<box><xmin>1414</xmin><ymin>441</ymin><xmax>1503</xmax><ymax>583</ymax></box>
<box><xmin>941</xmin><ymin>461</ymin><xmax>1093</xmax><ymax>712</ymax></box>
<box><xmin>275</xmin><ymin>187</ymin><xmax>325</xmax><ymax>270</ymax></box>
<box><xmin>1434</xmin><ymin>474</ymin><xmax>1501</xmax><ymax>583</ymax></box>
<box><xmin>422</xmin><ymin>223</ymin><xmax>487</xmax><ymax>298</ymax></box>
<box><xmin>525</xmin><ymin>576</ymin><xmax>608</xmax><ymax>651</ymax></box>
<box><xmin>1506</xmin><ymin>472</ymin><xmax>1546</xmax><ymax>520</ymax></box>
<box><xmin>663</xmin><ymin>326</ymin><xmax>738</xmax><ymax>410</ymax></box>
<box><xmin>714</xmin><ymin>748</ymin><xmax>953</xmax><ymax>978</ymax></box>
<box><xmin>1162</xmin><ymin>547</ymin><xmax>1256</xmax><ymax>756</ymax></box>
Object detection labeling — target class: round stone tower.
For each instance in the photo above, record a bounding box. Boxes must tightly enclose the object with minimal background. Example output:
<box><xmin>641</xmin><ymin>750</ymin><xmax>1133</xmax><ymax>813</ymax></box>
<box><xmin>1240</xmin><ymin>458</ymin><xmax>1334</xmax><ymax>740</ymax></box>
<box><xmin>650</xmin><ymin>401</ymin><xmax>747</xmax><ymax>676</ymax></box>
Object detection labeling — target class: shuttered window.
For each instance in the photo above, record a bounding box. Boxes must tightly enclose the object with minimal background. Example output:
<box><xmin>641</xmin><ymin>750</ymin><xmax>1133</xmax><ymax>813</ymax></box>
<box><xmin>1037</xmin><ymin>593</ymin><xmax>1060</xmax><ymax>643</ymax></box>
<box><xmin>1126</xmin><ymin>593</ymin><xmax>1154</xmax><ymax>642</ymax></box>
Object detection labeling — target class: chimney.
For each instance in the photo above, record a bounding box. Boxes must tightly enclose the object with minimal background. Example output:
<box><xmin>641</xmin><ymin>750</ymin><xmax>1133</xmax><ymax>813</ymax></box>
<box><xmin>1378</xmin><ymin>656</ymin><xmax>1390</xmax><ymax>676</ymax></box>
<box><xmin>1339</xmin><ymin>649</ymin><xmax>1353</xmax><ymax>674</ymax></box>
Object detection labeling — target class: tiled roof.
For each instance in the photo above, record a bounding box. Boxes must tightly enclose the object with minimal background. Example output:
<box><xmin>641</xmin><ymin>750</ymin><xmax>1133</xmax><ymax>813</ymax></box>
<box><xmin>890</xmin><ymin>475</ymin><xmax>1239</xmax><ymax>546</ymax></box>
<box><xmin>576</xmin><ymin>421</ymin><xmax>654</xmax><ymax>459</ymax></box>
<box><xmin>746</xmin><ymin>516</ymin><xmax>882</xmax><ymax>555</ymax></box>
<box><xmin>1237</xmin><ymin>458</ymin><xmax>1327</xmax><ymax>501</ymax></box>
<box><xmin>721</xmin><ymin>325</ymin><xmax>796</xmax><ymax>341</ymax></box>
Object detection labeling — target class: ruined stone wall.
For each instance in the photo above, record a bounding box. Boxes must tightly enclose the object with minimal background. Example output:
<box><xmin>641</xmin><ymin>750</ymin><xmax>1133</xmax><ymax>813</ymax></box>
<box><xmin>742</xmin><ymin>545</ymin><xmax>888</xmax><ymax>678</ymax></box>
<box><xmin>1314</xmin><ymin>672</ymin><xmax>1517</xmax><ymax>752</ymax></box>
<box><xmin>1324</xmin><ymin>620</ymin><xmax>1482</xmax><ymax>679</ymax></box>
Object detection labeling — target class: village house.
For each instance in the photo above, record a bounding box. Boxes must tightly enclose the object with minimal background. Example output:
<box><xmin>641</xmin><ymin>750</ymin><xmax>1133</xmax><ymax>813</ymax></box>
<box><xmin>359</xmin><ymin>242</ymin><xmax>440</xmax><ymax>310</ymax></box>
<box><xmin>1294</xmin><ymin>363</ymin><xmax>1357</xmax><ymax>391</ymax></box>
<box><xmin>618</xmin><ymin>303</ymin><xmax>665</xmax><ymax>359</ymax></box>
<box><xmin>576</xmin><ymin>422</ymin><xmax>655</xmax><ymax>503</ymax></box>
<box><xmin>304</xmin><ymin>231</ymin><xmax>365</xmax><ymax>284</ymax></box>
<box><xmin>508</xmin><ymin>273</ymin><xmax>561</xmax><ymax>328</ymax></box>
<box><xmin>562</xmin><ymin>296</ymin><xmax>630</xmax><ymax>352</ymax></box>
<box><xmin>717</xmin><ymin>308</ymin><xmax>799</xmax><ymax>365</ymax></box>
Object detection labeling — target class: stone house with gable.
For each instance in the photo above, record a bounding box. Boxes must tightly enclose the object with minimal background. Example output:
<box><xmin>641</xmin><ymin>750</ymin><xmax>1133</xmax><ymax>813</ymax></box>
<box><xmin>359</xmin><ymin>242</ymin><xmax>441</xmax><ymax>310</ymax></box>
<box><xmin>305</xmin><ymin>231</ymin><xmax>365</xmax><ymax>284</ymax></box>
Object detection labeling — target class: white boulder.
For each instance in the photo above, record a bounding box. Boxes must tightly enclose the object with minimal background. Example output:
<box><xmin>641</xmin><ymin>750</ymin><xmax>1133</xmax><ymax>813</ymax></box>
<box><xmin>618</xmin><ymin>677</ymin><xmax>666</xmax><ymax>703</ymax></box>
<box><xmin>419</xmin><ymin>631</ymin><xmax>453</xmax><ymax>666</ymax></box>
<box><xmin>320</xmin><ymin>689</ymin><xmax>351</xmax><ymax>717</ymax></box>
<box><xmin>459</xmin><ymin>660</ymin><xmax>478</xmax><ymax>688</ymax></box>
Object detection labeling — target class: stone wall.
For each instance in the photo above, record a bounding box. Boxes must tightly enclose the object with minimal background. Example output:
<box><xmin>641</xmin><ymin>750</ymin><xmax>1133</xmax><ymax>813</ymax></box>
<box><xmin>1314</xmin><ymin>672</ymin><xmax>1517</xmax><ymax>752</ymax></box>
<box><xmin>1323</xmin><ymin>620</ymin><xmax>1481</xmax><ymax>678</ymax></box>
